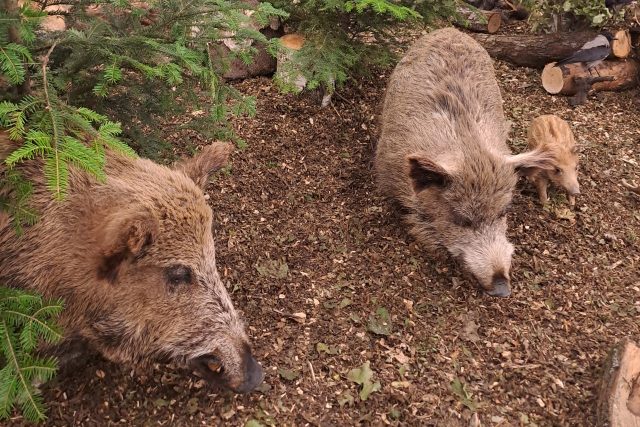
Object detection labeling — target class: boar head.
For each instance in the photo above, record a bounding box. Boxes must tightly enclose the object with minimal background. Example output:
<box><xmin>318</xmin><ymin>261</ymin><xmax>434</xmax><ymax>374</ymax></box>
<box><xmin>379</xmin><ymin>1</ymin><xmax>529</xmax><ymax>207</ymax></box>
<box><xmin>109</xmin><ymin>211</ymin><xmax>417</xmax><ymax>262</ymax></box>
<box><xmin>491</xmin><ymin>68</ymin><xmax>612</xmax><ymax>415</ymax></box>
<box><xmin>407</xmin><ymin>147</ymin><xmax>556</xmax><ymax>297</ymax></box>
<box><xmin>88</xmin><ymin>142</ymin><xmax>263</xmax><ymax>393</ymax></box>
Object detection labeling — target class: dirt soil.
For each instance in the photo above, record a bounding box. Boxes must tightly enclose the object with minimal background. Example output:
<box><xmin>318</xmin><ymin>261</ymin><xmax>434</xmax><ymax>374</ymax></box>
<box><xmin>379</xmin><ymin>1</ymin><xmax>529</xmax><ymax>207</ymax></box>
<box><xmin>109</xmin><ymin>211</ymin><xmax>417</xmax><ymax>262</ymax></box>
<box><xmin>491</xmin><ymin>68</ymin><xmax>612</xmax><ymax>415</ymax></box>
<box><xmin>10</xmin><ymin>29</ymin><xmax>640</xmax><ymax>427</ymax></box>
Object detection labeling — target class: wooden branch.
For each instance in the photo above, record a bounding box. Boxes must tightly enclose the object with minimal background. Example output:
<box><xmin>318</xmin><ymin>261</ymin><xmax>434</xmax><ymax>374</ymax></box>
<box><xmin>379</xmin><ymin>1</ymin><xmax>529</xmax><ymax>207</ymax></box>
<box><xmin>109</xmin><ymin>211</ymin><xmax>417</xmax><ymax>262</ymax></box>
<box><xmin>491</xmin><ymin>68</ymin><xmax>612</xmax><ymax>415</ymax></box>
<box><xmin>471</xmin><ymin>32</ymin><xmax>601</xmax><ymax>68</ymax></box>
<box><xmin>541</xmin><ymin>59</ymin><xmax>640</xmax><ymax>96</ymax></box>
<box><xmin>597</xmin><ymin>340</ymin><xmax>640</xmax><ymax>426</ymax></box>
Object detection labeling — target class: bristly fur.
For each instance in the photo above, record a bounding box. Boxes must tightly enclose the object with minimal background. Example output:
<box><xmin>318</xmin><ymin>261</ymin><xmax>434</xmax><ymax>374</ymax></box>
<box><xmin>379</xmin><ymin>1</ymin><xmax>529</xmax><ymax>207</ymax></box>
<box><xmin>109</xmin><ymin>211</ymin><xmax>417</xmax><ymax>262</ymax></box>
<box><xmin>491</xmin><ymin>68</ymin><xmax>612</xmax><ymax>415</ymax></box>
<box><xmin>375</xmin><ymin>28</ymin><xmax>553</xmax><ymax>295</ymax></box>
<box><xmin>0</xmin><ymin>135</ymin><xmax>262</xmax><ymax>392</ymax></box>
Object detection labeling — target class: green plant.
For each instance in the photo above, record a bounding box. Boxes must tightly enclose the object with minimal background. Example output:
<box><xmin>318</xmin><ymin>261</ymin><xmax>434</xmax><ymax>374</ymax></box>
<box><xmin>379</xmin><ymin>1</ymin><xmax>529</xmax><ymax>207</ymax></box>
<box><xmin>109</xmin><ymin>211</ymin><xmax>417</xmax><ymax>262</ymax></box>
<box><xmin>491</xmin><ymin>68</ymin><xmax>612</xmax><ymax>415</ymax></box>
<box><xmin>270</xmin><ymin>0</ymin><xmax>456</xmax><ymax>94</ymax></box>
<box><xmin>527</xmin><ymin>0</ymin><xmax>622</xmax><ymax>31</ymax></box>
<box><xmin>0</xmin><ymin>286</ymin><xmax>63</xmax><ymax>422</ymax></box>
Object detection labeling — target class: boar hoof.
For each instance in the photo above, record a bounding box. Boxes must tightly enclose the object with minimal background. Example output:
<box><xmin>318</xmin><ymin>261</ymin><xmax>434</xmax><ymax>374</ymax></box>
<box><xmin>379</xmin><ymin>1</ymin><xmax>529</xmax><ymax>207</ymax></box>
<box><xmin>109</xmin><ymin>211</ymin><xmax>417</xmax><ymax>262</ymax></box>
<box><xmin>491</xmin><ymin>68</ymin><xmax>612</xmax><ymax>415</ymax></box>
<box><xmin>486</xmin><ymin>277</ymin><xmax>511</xmax><ymax>298</ymax></box>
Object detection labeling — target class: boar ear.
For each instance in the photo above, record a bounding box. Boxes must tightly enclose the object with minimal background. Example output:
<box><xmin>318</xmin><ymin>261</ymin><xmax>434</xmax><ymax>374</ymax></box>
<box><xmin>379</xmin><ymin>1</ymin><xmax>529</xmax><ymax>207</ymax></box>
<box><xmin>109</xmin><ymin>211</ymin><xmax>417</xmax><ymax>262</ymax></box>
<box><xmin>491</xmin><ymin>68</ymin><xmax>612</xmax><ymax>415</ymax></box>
<box><xmin>175</xmin><ymin>141</ymin><xmax>233</xmax><ymax>189</ymax></box>
<box><xmin>407</xmin><ymin>154</ymin><xmax>451</xmax><ymax>193</ymax></box>
<box><xmin>97</xmin><ymin>207</ymin><xmax>159</xmax><ymax>284</ymax></box>
<box><xmin>507</xmin><ymin>148</ymin><xmax>557</xmax><ymax>176</ymax></box>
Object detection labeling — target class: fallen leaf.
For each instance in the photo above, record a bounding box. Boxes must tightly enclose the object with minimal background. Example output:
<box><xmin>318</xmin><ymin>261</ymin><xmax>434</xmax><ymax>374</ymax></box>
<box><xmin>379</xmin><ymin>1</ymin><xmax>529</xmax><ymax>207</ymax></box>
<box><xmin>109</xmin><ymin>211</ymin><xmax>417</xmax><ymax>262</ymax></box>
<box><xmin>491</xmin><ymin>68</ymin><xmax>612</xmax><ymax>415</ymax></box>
<box><xmin>256</xmin><ymin>258</ymin><xmax>289</xmax><ymax>279</ymax></box>
<box><xmin>245</xmin><ymin>420</ymin><xmax>264</xmax><ymax>427</ymax></box>
<box><xmin>153</xmin><ymin>398</ymin><xmax>169</xmax><ymax>408</ymax></box>
<box><xmin>450</xmin><ymin>378</ymin><xmax>478</xmax><ymax>411</ymax></box>
<box><xmin>367</xmin><ymin>307</ymin><xmax>393</xmax><ymax>336</ymax></box>
<box><xmin>316</xmin><ymin>342</ymin><xmax>340</xmax><ymax>355</ymax></box>
<box><xmin>391</xmin><ymin>380</ymin><xmax>411</xmax><ymax>388</ymax></box>
<box><xmin>462</xmin><ymin>319</ymin><xmax>480</xmax><ymax>343</ymax></box>
<box><xmin>186</xmin><ymin>397</ymin><xmax>199</xmax><ymax>414</ymax></box>
<box><xmin>337</xmin><ymin>390</ymin><xmax>354</xmax><ymax>407</ymax></box>
<box><xmin>554</xmin><ymin>207</ymin><xmax>576</xmax><ymax>222</ymax></box>
<box><xmin>338</xmin><ymin>298</ymin><xmax>352</xmax><ymax>308</ymax></box>
<box><xmin>392</xmin><ymin>350</ymin><xmax>410</xmax><ymax>364</ymax></box>
<box><xmin>347</xmin><ymin>361</ymin><xmax>381</xmax><ymax>401</ymax></box>
<box><xmin>278</xmin><ymin>367</ymin><xmax>300</xmax><ymax>381</ymax></box>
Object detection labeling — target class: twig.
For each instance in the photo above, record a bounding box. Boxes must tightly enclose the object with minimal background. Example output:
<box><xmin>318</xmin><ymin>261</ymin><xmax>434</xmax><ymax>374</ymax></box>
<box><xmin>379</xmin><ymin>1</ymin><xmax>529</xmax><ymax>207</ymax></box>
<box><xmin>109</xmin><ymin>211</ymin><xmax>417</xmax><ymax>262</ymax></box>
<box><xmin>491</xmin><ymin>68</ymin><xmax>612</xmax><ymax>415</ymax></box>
<box><xmin>41</xmin><ymin>40</ymin><xmax>58</xmax><ymax>112</ymax></box>
<box><xmin>42</xmin><ymin>40</ymin><xmax>63</xmax><ymax>198</ymax></box>
<box><xmin>307</xmin><ymin>361</ymin><xmax>316</xmax><ymax>383</ymax></box>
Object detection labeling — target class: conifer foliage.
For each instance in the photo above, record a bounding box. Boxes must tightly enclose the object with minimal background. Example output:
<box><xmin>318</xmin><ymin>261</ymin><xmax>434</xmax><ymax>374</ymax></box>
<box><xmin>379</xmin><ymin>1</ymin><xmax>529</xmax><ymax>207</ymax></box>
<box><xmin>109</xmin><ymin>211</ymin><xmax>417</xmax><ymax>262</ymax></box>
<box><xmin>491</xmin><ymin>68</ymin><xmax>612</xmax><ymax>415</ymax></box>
<box><xmin>0</xmin><ymin>287</ymin><xmax>63</xmax><ymax>422</ymax></box>
<box><xmin>271</xmin><ymin>0</ymin><xmax>457</xmax><ymax>94</ymax></box>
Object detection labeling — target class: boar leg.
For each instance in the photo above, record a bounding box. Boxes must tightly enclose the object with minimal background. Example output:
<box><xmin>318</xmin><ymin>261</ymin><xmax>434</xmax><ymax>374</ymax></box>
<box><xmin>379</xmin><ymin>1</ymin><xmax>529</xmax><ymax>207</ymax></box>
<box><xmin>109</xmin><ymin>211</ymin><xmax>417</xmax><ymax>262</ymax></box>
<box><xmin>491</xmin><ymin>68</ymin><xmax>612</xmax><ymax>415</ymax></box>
<box><xmin>534</xmin><ymin>176</ymin><xmax>549</xmax><ymax>205</ymax></box>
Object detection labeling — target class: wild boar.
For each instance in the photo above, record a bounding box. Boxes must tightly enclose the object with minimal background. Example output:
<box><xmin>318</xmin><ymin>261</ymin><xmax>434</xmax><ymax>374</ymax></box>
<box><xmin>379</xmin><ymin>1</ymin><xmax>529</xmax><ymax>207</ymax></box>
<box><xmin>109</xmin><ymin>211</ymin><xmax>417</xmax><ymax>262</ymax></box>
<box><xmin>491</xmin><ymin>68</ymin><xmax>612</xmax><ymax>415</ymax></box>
<box><xmin>375</xmin><ymin>28</ymin><xmax>553</xmax><ymax>297</ymax></box>
<box><xmin>0</xmin><ymin>136</ymin><xmax>263</xmax><ymax>393</ymax></box>
<box><xmin>523</xmin><ymin>114</ymin><xmax>580</xmax><ymax>206</ymax></box>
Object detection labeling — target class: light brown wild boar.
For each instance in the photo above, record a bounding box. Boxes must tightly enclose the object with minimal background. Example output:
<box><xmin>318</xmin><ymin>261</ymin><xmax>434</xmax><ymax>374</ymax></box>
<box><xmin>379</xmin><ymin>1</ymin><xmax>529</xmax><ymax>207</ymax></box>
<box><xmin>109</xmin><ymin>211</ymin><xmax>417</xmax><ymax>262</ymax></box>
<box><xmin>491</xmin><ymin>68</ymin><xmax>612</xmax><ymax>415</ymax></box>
<box><xmin>0</xmin><ymin>136</ymin><xmax>263</xmax><ymax>393</ymax></box>
<box><xmin>375</xmin><ymin>28</ymin><xmax>554</xmax><ymax>297</ymax></box>
<box><xmin>523</xmin><ymin>114</ymin><xmax>580</xmax><ymax>206</ymax></box>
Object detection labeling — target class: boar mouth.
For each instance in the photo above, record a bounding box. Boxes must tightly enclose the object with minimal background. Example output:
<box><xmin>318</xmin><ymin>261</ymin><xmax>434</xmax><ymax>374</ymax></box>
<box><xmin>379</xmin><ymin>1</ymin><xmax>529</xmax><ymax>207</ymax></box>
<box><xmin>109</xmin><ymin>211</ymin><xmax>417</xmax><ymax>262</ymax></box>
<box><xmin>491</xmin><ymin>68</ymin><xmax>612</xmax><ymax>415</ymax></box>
<box><xmin>190</xmin><ymin>354</ymin><xmax>227</xmax><ymax>387</ymax></box>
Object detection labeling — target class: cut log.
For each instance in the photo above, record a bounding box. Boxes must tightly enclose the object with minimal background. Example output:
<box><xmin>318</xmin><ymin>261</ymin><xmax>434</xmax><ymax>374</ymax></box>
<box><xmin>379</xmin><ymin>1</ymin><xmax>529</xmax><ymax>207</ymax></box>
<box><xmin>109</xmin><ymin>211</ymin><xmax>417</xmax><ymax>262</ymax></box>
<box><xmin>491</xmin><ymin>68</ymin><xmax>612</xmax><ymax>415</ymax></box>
<box><xmin>471</xmin><ymin>32</ymin><xmax>602</xmax><ymax>68</ymax></box>
<box><xmin>612</xmin><ymin>29</ymin><xmax>632</xmax><ymax>59</ymax></box>
<box><xmin>541</xmin><ymin>59</ymin><xmax>640</xmax><ymax>96</ymax></box>
<box><xmin>275</xmin><ymin>34</ymin><xmax>307</xmax><ymax>93</ymax></box>
<box><xmin>455</xmin><ymin>8</ymin><xmax>502</xmax><ymax>34</ymax></box>
<box><xmin>597</xmin><ymin>339</ymin><xmax>640</xmax><ymax>427</ymax></box>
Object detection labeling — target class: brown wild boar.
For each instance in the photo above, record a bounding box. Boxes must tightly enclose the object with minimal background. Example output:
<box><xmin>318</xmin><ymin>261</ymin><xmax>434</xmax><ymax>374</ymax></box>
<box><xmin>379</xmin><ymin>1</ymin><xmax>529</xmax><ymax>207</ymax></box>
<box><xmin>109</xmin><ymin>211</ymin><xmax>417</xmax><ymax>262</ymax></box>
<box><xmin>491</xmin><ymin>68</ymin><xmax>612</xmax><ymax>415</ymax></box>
<box><xmin>375</xmin><ymin>28</ymin><xmax>554</xmax><ymax>297</ymax></box>
<box><xmin>523</xmin><ymin>114</ymin><xmax>580</xmax><ymax>206</ymax></box>
<box><xmin>0</xmin><ymin>136</ymin><xmax>263</xmax><ymax>393</ymax></box>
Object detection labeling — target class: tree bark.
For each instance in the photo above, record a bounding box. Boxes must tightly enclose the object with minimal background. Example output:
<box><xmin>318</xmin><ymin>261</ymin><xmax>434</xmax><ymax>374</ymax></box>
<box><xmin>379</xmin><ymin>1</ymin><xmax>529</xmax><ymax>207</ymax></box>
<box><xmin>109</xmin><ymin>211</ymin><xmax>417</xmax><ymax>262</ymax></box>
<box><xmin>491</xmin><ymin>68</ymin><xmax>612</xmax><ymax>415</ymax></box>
<box><xmin>597</xmin><ymin>340</ymin><xmax>640</xmax><ymax>427</ymax></box>
<box><xmin>472</xmin><ymin>32</ymin><xmax>602</xmax><ymax>68</ymax></box>
<box><xmin>541</xmin><ymin>60</ymin><xmax>640</xmax><ymax>96</ymax></box>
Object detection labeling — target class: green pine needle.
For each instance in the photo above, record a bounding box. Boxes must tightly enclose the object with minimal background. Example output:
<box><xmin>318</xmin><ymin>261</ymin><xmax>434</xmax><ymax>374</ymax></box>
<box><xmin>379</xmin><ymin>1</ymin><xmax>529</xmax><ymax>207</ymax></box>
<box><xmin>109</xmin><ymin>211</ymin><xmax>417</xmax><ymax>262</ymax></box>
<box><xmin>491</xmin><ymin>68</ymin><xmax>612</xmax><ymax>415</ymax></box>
<box><xmin>0</xmin><ymin>287</ymin><xmax>63</xmax><ymax>422</ymax></box>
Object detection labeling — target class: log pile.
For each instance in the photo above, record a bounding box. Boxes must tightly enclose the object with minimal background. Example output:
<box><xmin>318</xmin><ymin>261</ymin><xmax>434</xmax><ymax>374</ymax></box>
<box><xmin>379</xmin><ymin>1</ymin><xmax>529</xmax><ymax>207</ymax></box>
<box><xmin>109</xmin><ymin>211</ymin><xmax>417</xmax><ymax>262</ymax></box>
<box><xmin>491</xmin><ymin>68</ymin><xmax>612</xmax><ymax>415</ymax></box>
<box><xmin>538</xmin><ymin>29</ymin><xmax>638</xmax><ymax>105</ymax></box>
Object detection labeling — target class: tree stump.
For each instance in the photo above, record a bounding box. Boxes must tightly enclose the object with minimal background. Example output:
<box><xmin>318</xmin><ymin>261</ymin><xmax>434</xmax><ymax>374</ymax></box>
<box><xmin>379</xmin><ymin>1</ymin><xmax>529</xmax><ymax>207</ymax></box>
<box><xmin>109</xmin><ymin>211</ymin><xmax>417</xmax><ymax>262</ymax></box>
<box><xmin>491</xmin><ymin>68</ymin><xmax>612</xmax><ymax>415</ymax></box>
<box><xmin>597</xmin><ymin>339</ymin><xmax>640</xmax><ymax>426</ymax></box>
<box><xmin>541</xmin><ymin>59</ymin><xmax>640</xmax><ymax>96</ymax></box>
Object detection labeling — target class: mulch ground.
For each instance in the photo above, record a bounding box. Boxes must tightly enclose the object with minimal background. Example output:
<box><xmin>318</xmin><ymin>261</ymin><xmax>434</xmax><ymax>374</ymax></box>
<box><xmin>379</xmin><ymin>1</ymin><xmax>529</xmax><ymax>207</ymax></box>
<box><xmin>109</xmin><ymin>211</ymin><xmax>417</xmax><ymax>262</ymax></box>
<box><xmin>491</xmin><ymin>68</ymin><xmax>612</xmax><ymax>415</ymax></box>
<box><xmin>10</xmin><ymin>28</ymin><xmax>640</xmax><ymax>427</ymax></box>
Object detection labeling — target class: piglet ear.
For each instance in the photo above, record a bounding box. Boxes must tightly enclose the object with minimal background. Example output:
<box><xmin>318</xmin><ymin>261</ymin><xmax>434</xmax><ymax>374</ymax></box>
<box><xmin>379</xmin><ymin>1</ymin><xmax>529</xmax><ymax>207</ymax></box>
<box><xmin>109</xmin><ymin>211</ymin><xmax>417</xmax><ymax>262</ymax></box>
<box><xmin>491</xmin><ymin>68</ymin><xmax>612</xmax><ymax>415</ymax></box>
<box><xmin>97</xmin><ymin>206</ymin><xmax>159</xmax><ymax>284</ymax></box>
<box><xmin>506</xmin><ymin>148</ymin><xmax>557</xmax><ymax>176</ymax></box>
<box><xmin>407</xmin><ymin>154</ymin><xmax>451</xmax><ymax>193</ymax></box>
<box><xmin>174</xmin><ymin>141</ymin><xmax>233</xmax><ymax>189</ymax></box>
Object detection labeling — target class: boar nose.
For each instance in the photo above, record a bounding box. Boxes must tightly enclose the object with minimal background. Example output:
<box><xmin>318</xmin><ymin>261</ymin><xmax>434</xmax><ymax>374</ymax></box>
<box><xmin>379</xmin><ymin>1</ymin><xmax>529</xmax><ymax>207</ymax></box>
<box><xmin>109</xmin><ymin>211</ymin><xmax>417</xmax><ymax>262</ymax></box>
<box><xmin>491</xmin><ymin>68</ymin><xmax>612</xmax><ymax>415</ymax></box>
<box><xmin>235</xmin><ymin>351</ymin><xmax>264</xmax><ymax>394</ymax></box>
<box><xmin>487</xmin><ymin>276</ymin><xmax>511</xmax><ymax>298</ymax></box>
<box><xmin>568</xmin><ymin>184</ymin><xmax>580</xmax><ymax>196</ymax></box>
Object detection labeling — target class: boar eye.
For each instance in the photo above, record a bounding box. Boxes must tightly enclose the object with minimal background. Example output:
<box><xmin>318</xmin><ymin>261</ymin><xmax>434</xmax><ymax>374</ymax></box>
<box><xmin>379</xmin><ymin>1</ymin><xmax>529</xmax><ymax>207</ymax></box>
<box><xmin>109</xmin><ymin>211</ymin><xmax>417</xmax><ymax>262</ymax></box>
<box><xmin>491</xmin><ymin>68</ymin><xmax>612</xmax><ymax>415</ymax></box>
<box><xmin>165</xmin><ymin>265</ymin><xmax>193</xmax><ymax>287</ymax></box>
<box><xmin>555</xmin><ymin>168</ymin><xmax>563</xmax><ymax>175</ymax></box>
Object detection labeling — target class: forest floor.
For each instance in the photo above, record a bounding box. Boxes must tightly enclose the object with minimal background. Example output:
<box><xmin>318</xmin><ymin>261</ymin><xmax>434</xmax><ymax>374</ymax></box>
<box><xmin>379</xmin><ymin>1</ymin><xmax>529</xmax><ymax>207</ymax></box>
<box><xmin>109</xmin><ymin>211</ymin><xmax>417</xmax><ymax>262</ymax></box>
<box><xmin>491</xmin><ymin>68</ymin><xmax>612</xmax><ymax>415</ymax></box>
<box><xmin>12</xmin><ymin>27</ymin><xmax>640</xmax><ymax>427</ymax></box>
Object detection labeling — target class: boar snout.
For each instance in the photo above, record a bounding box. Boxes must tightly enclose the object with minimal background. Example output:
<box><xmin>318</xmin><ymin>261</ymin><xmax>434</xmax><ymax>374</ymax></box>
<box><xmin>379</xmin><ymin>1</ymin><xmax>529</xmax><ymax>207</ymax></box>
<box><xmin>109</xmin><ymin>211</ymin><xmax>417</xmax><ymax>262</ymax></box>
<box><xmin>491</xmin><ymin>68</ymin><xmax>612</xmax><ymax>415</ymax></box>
<box><xmin>456</xmin><ymin>223</ymin><xmax>514</xmax><ymax>298</ymax></box>
<box><xmin>486</xmin><ymin>274</ymin><xmax>511</xmax><ymax>298</ymax></box>
<box><xmin>190</xmin><ymin>343</ymin><xmax>264</xmax><ymax>394</ymax></box>
<box><xmin>235</xmin><ymin>351</ymin><xmax>265</xmax><ymax>393</ymax></box>
<box><xmin>567</xmin><ymin>182</ymin><xmax>580</xmax><ymax>196</ymax></box>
